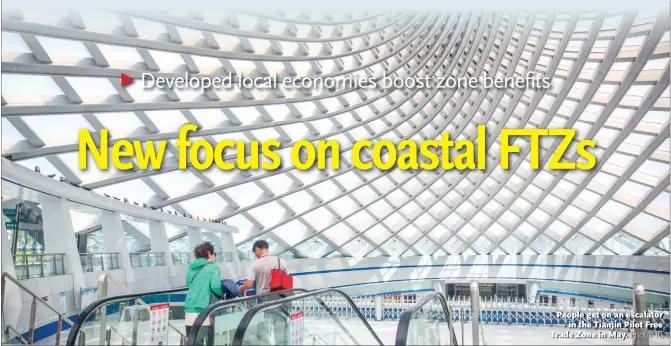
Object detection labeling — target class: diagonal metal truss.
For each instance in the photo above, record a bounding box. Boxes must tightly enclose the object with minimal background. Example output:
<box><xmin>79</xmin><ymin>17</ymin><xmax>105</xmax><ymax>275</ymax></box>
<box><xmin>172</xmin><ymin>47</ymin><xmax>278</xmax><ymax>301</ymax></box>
<box><xmin>1</xmin><ymin>8</ymin><xmax>669</xmax><ymax>258</ymax></box>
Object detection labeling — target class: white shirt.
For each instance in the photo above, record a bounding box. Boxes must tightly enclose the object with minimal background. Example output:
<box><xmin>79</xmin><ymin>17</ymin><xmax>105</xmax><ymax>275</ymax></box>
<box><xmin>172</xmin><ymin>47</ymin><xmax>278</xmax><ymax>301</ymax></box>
<box><xmin>246</xmin><ymin>254</ymin><xmax>287</xmax><ymax>294</ymax></box>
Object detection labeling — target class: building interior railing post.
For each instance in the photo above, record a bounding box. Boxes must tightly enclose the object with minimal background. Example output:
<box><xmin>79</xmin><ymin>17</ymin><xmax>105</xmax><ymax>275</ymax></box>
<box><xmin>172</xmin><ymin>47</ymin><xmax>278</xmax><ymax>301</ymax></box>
<box><xmin>78</xmin><ymin>330</ymin><xmax>86</xmax><ymax>346</ymax></box>
<box><xmin>470</xmin><ymin>280</ymin><xmax>480</xmax><ymax>346</ymax></box>
<box><xmin>55</xmin><ymin>316</ymin><xmax>62</xmax><ymax>345</ymax></box>
<box><xmin>131</xmin><ymin>305</ymin><xmax>139</xmax><ymax>345</ymax></box>
<box><xmin>24</xmin><ymin>255</ymin><xmax>29</xmax><ymax>279</ymax></box>
<box><xmin>633</xmin><ymin>282</ymin><xmax>649</xmax><ymax>346</ymax></box>
<box><xmin>460</xmin><ymin>307</ymin><xmax>465</xmax><ymax>346</ymax></box>
<box><xmin>105</xmin><ymin>326</ymin><xmax>112</xmax><ymax>346</ymax></box>
<box><xmin>28</xmin><ymin>296</ymin><xmax>37</xmax><ymax>344</ymax></box>
<box><xmin>1</xmin><ymin>275</ymin><xmax>5</xmax><ymax>344</ymax></box>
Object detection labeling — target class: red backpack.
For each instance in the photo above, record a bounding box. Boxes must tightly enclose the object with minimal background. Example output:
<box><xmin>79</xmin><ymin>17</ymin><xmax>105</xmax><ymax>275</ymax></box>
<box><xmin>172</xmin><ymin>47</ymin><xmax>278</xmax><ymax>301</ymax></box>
<box><xmin>269</xmin><ymin>257</ymin><xmax>293</xmax><ymax>291</ymax></box>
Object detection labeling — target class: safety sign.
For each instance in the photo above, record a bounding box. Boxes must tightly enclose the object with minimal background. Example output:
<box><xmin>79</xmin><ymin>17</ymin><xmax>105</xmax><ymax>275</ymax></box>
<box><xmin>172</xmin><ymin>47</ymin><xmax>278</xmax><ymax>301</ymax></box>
<box><xmin>150</xmin><ymin>303</ymin><xmax>170</xmax><ymax>345</ymax></box>
<box><xmin>289</xmin><ymin>311</ymin><xmax>304</xmax><ymax>345</ymax></box>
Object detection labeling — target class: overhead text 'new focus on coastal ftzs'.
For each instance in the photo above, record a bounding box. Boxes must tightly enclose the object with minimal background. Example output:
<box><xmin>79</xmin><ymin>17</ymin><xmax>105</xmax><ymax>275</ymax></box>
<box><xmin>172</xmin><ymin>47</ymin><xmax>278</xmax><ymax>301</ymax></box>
<box><xmin>77</xmin><ymin>124</ymin><xmax>597</xmax><ymax>172</ymax></box>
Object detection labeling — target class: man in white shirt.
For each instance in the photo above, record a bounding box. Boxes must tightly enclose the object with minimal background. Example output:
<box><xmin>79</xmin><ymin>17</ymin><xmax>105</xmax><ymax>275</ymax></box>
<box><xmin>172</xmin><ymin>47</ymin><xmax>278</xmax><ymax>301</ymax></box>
<box><xmin>239</xmin><ymin>240</ymin><xmax>289</xmax><ymax>344</ymax></box>
<box><xmin>239</xmin><ymin>240</ymin><xmax>288</xmax><ymax>294</ymax></box>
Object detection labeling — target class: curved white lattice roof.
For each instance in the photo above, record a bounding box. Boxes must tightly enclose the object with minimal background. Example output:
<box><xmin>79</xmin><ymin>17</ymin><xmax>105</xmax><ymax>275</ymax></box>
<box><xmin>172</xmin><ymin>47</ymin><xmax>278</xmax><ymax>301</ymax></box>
<box><xmin>2</xmin><ymin>9</ymin><xmax>669</xmax><ymax>259</ymax></box>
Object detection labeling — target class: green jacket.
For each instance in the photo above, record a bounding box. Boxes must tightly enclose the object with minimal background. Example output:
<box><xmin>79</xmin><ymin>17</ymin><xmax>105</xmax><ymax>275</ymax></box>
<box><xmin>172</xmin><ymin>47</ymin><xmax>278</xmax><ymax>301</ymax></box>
<box><xmin>185</xmin><ymin>258</ymin><xmax>224</xmax><ymax>313</ymax></box>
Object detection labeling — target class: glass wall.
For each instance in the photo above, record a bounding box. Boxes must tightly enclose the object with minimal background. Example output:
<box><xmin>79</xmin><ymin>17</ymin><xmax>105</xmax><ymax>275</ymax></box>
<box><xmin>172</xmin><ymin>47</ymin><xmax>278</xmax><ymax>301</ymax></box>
<box><xmin>172</xmin><ymin>252</ymin><xmax>193</xmax><ymax>265</ymax></box>
<box><xmin>80</xmin><ymin>253</ymin><xmax>120</xmax><ymax>272</ymax></box>
<box><xmin>129</xmin><ymin>252</ymin><xmax>165</xmax><ymax>268</ymax></box>
<box><xmin>12</xmin><ymin>253</ymin><xmax>65</xmax><ymax>280</ymax></box>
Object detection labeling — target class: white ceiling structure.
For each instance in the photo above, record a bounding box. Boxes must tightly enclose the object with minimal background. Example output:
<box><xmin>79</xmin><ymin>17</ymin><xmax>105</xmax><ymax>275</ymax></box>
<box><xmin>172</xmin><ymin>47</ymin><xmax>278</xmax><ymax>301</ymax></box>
<box><xmin>1</xmin><ymin>9</ymin><xmax>669</xmax><ymax>259</ymax></box>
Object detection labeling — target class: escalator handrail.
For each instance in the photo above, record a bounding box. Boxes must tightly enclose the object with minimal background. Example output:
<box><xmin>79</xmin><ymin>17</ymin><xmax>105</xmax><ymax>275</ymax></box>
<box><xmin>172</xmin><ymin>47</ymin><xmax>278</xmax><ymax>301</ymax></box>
<box><xmin>186</xmin><ymin>288</ymin><xmax>309</xmax><ymax>345</ymax></box>
<box><xmin>65</xmin><ymin>286</ymin><xmax>188</xmax><ymax>346</ymax></box>
<box><xmin>230</xmin><ymin>288</ymin><xmax>384</xmax><ymax>346</ymax></box>
<box><xmin>395</xmin><ymin>292</ymin><xmax>459</xmax><ymax>346</ymax></box>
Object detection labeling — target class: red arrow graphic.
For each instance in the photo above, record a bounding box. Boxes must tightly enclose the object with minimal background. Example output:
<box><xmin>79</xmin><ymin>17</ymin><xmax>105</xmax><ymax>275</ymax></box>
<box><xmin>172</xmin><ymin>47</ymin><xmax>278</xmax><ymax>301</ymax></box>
<box><xmin>120</xmin><ymin>73</ymin><xmax>134</xmax><ymax>87</ymax></box>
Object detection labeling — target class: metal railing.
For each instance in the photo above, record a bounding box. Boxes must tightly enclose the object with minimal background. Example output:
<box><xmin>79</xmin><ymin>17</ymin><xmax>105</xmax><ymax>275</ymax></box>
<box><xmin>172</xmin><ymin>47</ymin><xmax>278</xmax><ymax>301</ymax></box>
<box><xmin>129</xmin><ymin>252</ymin><xmax>165</xmax><ymax>268</ymax></box>
<box><xmin>215</xmin><ymin>252</ymin><xmax>233</xmax><ymax>263</ymax></box>
<box><xmin>12</xmin><ymin>253</ymin><xmax>65</xmax><ymax>280</ymax></box>
<box><xmin>90</xmin><ymin>273</ymin><xmax>187</xmax><ymax>346</ymax></box>
<box><xmin>238</xmin><ymin>251</ymin><xmax>256</xmax><ymax>261</ymax></box>
<box><xmin>238</xmin><ymin>251</ymin><xmax>295</xmax><ymax>261</ymax></box>
<box><xmin>171</xmin><ymin>252</ymin><xmax>193</xmax><ymax>265</ymax></box>
<box><xmin>172</xmin><ymin>252</ymin><xmax>233</xmax><ymax>265</ymax></box>
<box><xmin>80</xmin><ymin>253</ymin><xmax>120</xmax><ymax>272</ymax></box>
<box><xmin>104</xmin><ymin>325</ymin><xmax>130</xmax><ymax>346</ymax></box>
<box><xmin>4</xmin><ymin>324</ymin><xmax>29</xmax><ymax>344</ymax></box>
<box><xmin>1</xmin><ymin>272</ymin><xmax>85</xmax><ymax>345</ymax></box>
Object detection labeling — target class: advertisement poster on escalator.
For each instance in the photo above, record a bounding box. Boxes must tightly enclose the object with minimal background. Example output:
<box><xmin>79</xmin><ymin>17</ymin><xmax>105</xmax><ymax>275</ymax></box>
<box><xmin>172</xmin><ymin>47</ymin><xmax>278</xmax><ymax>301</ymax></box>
<box><xmin>150</xmin><ymin>303</ymin><xmax>170</xmax><ymax>345</ymax></box>
<box><xmin>289</xmin><ymin>311</ymin><xmax>305</xmax><ymax>345</ymax></box>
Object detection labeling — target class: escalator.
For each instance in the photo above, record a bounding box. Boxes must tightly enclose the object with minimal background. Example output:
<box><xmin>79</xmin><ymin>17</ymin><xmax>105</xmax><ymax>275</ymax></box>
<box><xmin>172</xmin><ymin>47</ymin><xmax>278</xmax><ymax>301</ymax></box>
<box><xmin>395</xmin><ymin>292</ymin><xmax>459</xmax><ymax>345</ymax></box>
<box><xmin>65</xmin><ymin>288</ymin><xmax>308</xmax><ymax>346</ymax></box>
<box><xmin>66</xmin><ymin>286</ymin><xmax>461</xmax><ymax>346</ymax></box>
<box><xmin>65</xmin><ymin>286</ymin><xmax>189</xmax><ymax>345</ymax></box>
<box><xmin>189</xmin><ymin>288</ymin><xmax>384</xmax><ymax>346</ymax></box>
<box><xmin>186</xmin><ymin>289</ymin><xmax>309</xmax><ymax>345</ymax></box>
<box><xmin>187</xmin><ymin>288</ymin><xmax>465</xmax><ymax>346</ymax></box>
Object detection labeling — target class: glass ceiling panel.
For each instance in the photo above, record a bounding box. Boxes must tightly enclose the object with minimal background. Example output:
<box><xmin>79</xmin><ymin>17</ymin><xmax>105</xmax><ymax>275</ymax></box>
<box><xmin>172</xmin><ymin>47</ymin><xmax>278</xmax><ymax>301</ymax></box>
<box><xmin>342</xmin><ymin>238</ymin><xmax>374</xmax><ymax>258</ymax></box>
<box><xmin>271</xmin><ymin>220</ymin><xmax>308</xmax><ymax>246</ymax></box>
<box><xmin>179</xmin><ymin>193</ymin><xmax>228</xmax><ymax>219</ymax></box>
<box><xmin>86</xmin><ymin>231</ymin><xmax>104</xmax><ymax>253</ymax></box>
<box><xmin>303</xmin><ymin>207</ymin><xmax>336</xmax><ymax>230</ymax></box>
<box><xmin>295</xmin><ymin>237</ymin><xmax>334</xmax><ymax>258</ymax></box>
<box><xmin>322</xmin><ymin>223</ymin><xmax>357</xmax><ymax>245</ymax></box>
<box><xmin>564</xmin><ymin>233</ymin><xmax>596</xmax><ymax>255</ymax></box>
<box><xmin>380</xmin><ymin>238</ymin><xmax>406</xmax><ymax>256</ymax></box>
<box><xmin>2</xmin><ymin>9</ymin><xmax>668</xmax><ymax>259</ymax></box>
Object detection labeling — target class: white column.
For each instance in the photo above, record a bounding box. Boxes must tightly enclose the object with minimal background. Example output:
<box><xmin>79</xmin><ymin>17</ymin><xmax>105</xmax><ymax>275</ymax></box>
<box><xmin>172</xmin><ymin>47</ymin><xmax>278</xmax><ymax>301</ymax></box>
<box><xmin>41</xmin><ymin>195</ymin><xmax>86</xmax><ymax>303</ymax></box>
<box><xmin>527</xmin><ymin>281</ymin><xmax>540</xmax><ymax>303</ymax></box>
<box><xmin>375</xmin><ymin>295</ymin><xmax>383</xmax><ymax>321</ymax></box>
<box><xmin>149</xmin><ymin>221</ymin><xmax>176</xmax><ymax>277</ymax></box>
<box><xmin>187</xmin><ymin>227</ymin><xmax>203</xmax><ymax>251</ymax></box>
<box><xmin>100</xmin><ymin>211</ymin><xmax>134</xmax><ymax>284</ymax></box>
<box><xmin>221</xmin><ymin>231</ymin><xmax>241</xmax><ymax>277</ymax></box>
<box><xmin>2</xmin><ymin>222</ymin><xmax>21</xmax><ymax>327</ymax></box>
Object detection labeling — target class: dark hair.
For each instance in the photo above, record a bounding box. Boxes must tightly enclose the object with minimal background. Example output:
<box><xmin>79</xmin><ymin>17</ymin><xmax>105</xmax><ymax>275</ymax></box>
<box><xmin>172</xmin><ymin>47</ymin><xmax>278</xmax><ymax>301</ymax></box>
<box><xmin>252</xmin><ymin>240</ymin><xmax>269</xmax><ymax>252</ymax></box>
<box><xmin>194</xmin><ymin>242</ymin><xmax>215</xmax><ymax>259</ymax></box>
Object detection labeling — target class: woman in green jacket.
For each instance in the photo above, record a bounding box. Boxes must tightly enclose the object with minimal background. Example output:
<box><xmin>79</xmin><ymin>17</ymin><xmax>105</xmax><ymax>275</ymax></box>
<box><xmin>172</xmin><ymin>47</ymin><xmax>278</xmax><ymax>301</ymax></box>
<box><xmin>185</xmin><ymin>242</ymin><xmax>224</xmax><ymax>345</ymax></box>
